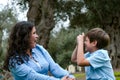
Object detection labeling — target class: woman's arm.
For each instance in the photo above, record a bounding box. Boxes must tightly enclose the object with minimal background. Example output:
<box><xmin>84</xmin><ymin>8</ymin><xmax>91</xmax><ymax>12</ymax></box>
<box><xmin>10</xmin><ymin>63</ymin><xmax>63</xmax><ymax>80</ymax></box>
<box><xmin>37</xmin><ymin>45</ymin><xmax>75</xmax><ymax>79</ymax></box>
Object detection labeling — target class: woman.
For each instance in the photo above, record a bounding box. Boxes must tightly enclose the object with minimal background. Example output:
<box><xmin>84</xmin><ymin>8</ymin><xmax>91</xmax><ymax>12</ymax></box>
<box><xmin>4</xmin><ymin>21</ymin><xmax>75</xmax><ymax>80</ymax></box>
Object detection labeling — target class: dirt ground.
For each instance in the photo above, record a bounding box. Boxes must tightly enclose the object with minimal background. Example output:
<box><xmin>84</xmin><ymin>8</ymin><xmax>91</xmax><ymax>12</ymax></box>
<box><xmin>114</xmin><ymin>68</ymin><xmax>120</xmax><ymax>72</ymax></box>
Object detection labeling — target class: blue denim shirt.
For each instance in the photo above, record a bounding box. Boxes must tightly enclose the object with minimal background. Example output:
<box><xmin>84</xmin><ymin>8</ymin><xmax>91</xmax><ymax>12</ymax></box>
<box><xmin>9</xmin><ymin>44</ymin><xmax>74</xmax><ymax>80</ymax></box>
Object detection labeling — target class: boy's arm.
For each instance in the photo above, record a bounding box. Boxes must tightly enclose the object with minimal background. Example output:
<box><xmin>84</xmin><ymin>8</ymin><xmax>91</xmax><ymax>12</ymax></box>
<box><xmin>76</xmin><ymin>33</ymin><xmax>90</xmax><ymax>66</ymax></box>
<box><xmin>71</xmin><ymin>46</ymin><xmax>77</xmax><ymax>62</ymax></box>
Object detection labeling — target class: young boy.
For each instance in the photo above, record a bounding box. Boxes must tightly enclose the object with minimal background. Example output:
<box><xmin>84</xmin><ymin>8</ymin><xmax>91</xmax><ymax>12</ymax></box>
<box><xmin>71</xmin><ymin>28</ymin><xmax>115</xmax><ymax>80</ymax></box>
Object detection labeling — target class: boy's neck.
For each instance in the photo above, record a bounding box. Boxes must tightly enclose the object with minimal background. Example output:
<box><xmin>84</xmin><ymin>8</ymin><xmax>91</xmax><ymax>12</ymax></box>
<box><xmin>89</xmin><ymin>47</ymin><xmax>98</xmax><ymax>53</ymax></box>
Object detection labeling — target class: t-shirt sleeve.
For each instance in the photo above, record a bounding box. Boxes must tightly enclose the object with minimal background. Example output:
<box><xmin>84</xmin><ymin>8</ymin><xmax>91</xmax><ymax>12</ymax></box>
<box><xmin>86</xmin><ymin>50</ymin><xmax>110</xmax><ymax>69</ymax></box>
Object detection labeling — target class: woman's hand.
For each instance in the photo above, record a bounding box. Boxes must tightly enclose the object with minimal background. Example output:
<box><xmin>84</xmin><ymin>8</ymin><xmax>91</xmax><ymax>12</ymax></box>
<box><xmin>61</xmin><ymin>76</ymin><xmax>76</xmax><ymax>80</ymax></box>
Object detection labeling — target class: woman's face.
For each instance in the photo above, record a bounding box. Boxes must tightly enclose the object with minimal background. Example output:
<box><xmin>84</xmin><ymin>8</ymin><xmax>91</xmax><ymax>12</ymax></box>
<box><xmin>29</xmin><ymin>27</ymin><xmax>38</xmax><ymax>48</ymax></box>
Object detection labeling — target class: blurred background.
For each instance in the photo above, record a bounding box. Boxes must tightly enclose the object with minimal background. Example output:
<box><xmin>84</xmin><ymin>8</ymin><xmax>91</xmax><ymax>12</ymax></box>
<box><xmin>0</xmin><ymin>0</ymin><xmax>120</xmax><ymax>80</ymax></box>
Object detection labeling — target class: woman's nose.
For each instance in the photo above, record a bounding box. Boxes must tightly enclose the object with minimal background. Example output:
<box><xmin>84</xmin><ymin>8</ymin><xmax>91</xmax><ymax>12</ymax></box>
<box><xmin>36</xmin><ymin>34</ymin><xmax>38</xmax><ymax>38</ymax></box>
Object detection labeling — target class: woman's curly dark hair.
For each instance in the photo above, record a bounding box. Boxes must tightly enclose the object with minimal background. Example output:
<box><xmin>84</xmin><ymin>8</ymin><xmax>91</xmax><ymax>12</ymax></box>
<box><xmin>3</xmin><ymin>21</ymin><xmax>34</xmax><ymax>71</ymax></box>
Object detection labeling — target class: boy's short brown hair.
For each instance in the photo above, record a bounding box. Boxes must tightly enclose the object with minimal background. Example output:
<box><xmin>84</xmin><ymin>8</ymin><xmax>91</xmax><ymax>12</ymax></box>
<box><xmin>85</xmin><ymin>28</ymin><xmax>110</xmax><ymax>49</ymax></box>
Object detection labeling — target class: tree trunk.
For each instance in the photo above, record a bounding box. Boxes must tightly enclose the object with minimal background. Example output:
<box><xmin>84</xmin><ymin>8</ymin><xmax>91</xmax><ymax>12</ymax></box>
<box><xmin>103</xmin><ymin>16</ymin><xmax>120</xmax><ymax>69</ymax></box>
<box><xmin>27</xmin><ymin>0</ymin><xmax>55</xmax><ymax>48</ymax></box>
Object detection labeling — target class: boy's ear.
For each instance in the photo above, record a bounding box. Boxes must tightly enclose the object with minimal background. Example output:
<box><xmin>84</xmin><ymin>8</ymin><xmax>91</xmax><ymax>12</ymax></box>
<box><xmin>92</xmin><ymin>40</ymin><xmax>97</xmax><ymax>46</ymax></box>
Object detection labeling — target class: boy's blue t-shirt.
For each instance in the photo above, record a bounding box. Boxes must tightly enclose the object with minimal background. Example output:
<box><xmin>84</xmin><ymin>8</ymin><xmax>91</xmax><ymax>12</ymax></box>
<box><xmin>85</xmin><ymin>49</ymin><xmax>115</xmax><ymax>80</ymax></box>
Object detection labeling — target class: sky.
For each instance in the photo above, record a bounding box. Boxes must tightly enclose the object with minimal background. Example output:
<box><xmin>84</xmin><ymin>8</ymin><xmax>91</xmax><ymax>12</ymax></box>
<box><xmin>0</xmin><ymin>0</ymin><xmax>8</xmax><ymax>5</ymax></box>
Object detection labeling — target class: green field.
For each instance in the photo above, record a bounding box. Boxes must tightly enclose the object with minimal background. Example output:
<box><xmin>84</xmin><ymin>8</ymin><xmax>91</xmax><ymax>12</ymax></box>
<box><xmin>73</xmin><ymin>71</ymin><xmax>120</xmax><ymax>80</ymax></box>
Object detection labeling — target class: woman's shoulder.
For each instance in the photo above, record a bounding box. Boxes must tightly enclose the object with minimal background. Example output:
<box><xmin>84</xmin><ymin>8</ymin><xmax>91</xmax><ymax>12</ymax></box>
<box><xmin>34</xmin><ymin>44</ymin><xmax>44</xmax><ymax>49</ymax></box>
<box><xmin>9</xmin><ymin>55</ymin><xmax>24</xmax><ymax>69</ymax></box>
<box><xmin>35</xmin><ymin>44</ymin><xmax>42</xmax><ymax>47</ymax></box>
<box><xmin>32</xmin><ymin>44</ymin><xmax>46</xmax><ymax>54</ymax></box>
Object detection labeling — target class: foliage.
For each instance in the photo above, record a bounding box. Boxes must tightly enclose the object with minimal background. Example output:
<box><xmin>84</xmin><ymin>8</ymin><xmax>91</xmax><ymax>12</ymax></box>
<box><xmin>0</xmin><ymin>5</ymin><xmax>18</xmax><ymax>80</ymax></box>
<box><xmin>53</xmin><ymin>0</ymin><xmax>120</xmax><ymax>68</ymax></box>
<box><xmin>10</xmin><ymin>0</ymin><xmax>120</xmax><ymax>68</ymax></box>
<box><xmin>0</xmin><ymin>5</ymin><xmax>18</xmax><ymax>62</ymax></box>
<box><xmin>0</xmin><ymin>6</ymin><xmax>18</xmax><ymax>28</ymax></box>
<box><xmin>54</xmin><ymin>0</ymin><xmax>120</xmax><ymax>28</ymax></box>
<box><xmin>48</xmin><ymin>27</ymin><xmax>87</xmax><ymax>68</ymax></box>
<box><xmin>12</xmin><ymin>0</ymin><xmax>120</xmax><ymax>29</ymax></box>
<box><xmin>0</xmin><ymin>62</ymin><xmax>13</xmax><ymax>80</ymax></box>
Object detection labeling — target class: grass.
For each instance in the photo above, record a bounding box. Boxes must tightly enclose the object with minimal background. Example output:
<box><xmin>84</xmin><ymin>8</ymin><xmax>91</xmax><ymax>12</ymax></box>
<box><xmin>73</xmin><ymin>71</ymin><xmax>120</xmax><ymax>80</ymax></box>
<box><xmin>115</xmin><ymin>72</ymin><xmax>120</xmax><ymax>80</ymax></box>
<box><xmin>0</xmin><ymin>69</ymin><xmax>120</xmax><ymax>80</ymax></box>
<box><xmin>73</xmin><ymin>72</ymin><xmax>85</xmax><ymax>78</ymax></box>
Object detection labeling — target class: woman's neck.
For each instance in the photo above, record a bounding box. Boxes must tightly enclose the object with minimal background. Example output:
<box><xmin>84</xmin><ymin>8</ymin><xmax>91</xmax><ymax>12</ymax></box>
<box><xmin>26</xmin><ymin>49</ymin><xmax>32</xmax><ymax>57</ymax></box>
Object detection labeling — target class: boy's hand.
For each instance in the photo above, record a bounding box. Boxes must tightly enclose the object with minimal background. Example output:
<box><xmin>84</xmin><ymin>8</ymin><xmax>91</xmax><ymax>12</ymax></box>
<box><xmin>77</xmin><ymin>33</ymin><xmax>84</xmax><ymax>45</ymax></box>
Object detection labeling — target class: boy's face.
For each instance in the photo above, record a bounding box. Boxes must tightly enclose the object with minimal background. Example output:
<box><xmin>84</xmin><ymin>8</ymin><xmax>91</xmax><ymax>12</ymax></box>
<box><xmin>84</xmin><ymin>37</ymin><xmax>97</xmax><ymax>52</ymax></box>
